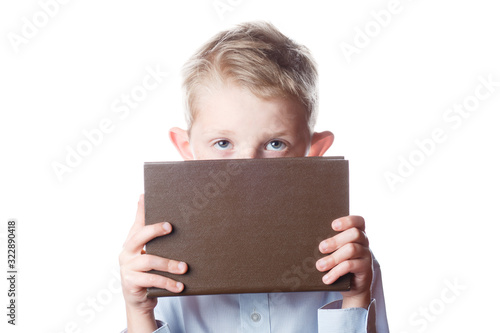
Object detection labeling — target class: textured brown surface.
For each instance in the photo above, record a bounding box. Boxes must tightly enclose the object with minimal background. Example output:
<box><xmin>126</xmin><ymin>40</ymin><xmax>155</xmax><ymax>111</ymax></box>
<box><xmin>144</xmin><ymin>156</ymin><xmax>351</xmax><ymax>297</ymax></box>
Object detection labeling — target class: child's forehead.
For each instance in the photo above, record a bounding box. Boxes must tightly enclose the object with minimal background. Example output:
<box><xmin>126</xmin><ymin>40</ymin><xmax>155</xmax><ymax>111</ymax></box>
<box><xmin>194</xmin><ymin>82</ymin><xmax>307</xmax><ymax>118</ymax></box>
<box><xmin>194</xmin><ymin>86</ymin><xmax>307</xmax><ymax>129</ymax></box>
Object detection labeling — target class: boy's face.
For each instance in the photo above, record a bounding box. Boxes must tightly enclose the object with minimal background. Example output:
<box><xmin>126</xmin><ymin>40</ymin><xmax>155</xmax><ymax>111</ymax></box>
<box><xmin>170</xmin><ymin>82</ymin><xmax>334</xmax><ymax>160</ymax></box>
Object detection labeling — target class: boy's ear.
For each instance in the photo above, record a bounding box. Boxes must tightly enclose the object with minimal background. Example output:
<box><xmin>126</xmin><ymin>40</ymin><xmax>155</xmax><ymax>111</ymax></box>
<box><xmin>308</xmin><ymin>131</ymin><xmax>334</xmax><ymax>157</ymax></box>
<box><xmin>169</xmin><ymin>127</ymin><xmax>194</xmax><ymax>160</ymax></box>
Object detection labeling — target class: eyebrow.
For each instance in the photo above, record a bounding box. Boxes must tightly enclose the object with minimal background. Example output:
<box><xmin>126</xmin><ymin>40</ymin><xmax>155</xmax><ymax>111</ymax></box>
<box><xmin>202</xmin><ymin>129</ymin><xmax>236</xmax><ymax>136</ymax></box>
<box><xmin>203</xmin><ymin>128</ymin><xmax>295</xmax><ymax>136</ymax></box>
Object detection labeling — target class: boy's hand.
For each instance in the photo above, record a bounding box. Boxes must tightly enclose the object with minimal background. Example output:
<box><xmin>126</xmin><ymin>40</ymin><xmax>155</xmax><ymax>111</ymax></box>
<box><xmin>119</xmin><ymin>194</ymin><xmax>188</xmax><ymax>331</ymax></box>
<box><xmin>316</xmin><ymin>215</ymin><xmax>373</xmax><ymax>309</ymax></box>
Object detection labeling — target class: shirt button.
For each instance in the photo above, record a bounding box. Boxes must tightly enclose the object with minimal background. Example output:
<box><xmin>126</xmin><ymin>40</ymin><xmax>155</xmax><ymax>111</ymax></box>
<box><xmin>251</xmin><ymin>312</ymin><xmax>261</xmax><ymax>322</ymax></box>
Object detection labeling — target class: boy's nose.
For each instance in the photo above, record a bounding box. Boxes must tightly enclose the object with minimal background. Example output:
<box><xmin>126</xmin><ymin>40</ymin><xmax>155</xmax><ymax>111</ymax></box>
<box><xmin>236</xmin><ymin>147</ymin><xmax>261</xmax><ymax>159</ymax></box>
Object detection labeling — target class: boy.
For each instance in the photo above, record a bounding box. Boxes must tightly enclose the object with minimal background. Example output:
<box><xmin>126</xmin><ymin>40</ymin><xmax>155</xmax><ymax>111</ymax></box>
<box><xmin>120</xmin><ymin>21</ymin><xmax>388</xmax><ymax>332</ymax></box>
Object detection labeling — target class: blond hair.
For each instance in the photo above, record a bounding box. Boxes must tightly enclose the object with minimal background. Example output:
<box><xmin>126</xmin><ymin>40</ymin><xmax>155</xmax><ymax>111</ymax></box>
<box><xmin>182</xmin><ymin>21</ymin><xmax>318</xmax><ymax>133</ymax></box>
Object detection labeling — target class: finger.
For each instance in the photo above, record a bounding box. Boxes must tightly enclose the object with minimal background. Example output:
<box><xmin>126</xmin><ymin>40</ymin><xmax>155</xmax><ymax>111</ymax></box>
<box><xmin>134</xmin><ymin>193</ymin><xmax>146</xmax><ymax>226</ymax></box>
<box><xmin>316</xmin><ymin>243</ymin><xmax>369</xmax><ymax>272</ymax></box>
<box><xmin>319</xmin><ymin>227</ymin><xmax>369</xmax><ymax>254</ymax></box>
<box><xmin>123</xmin><ymin>222</ymin><xmax>172</xmax><ymax>254</ymax></box>
<box><xmin>128</xmin><ymin>254</ymin><xmax>188</xmax><ymax>275</ymax></box>
<box><xmin>124</xmin><ymin>270</ymin><xmax>185</xmax><ymax>294</ymax></box>
<box><xmin>123</xmin><ymin>194</ymin><xmax>146</xmax><ymax>245</ymax></box>
<box><xmin>331</xmin><ymin>215</ymin><xmax>365</xmax><ymax>232</ymax></box>
<box><xmin>321</xmin><ymin>257</ymin><xmax>372</xmax><ymax>285</ymax></box>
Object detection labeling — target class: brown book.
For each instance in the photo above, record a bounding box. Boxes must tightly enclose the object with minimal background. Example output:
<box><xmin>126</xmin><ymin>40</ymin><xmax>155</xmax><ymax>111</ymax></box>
<box><xmin>144</xmin><ymin>156</ymin><xmax>351</xmax><ymax>297</ymax></box>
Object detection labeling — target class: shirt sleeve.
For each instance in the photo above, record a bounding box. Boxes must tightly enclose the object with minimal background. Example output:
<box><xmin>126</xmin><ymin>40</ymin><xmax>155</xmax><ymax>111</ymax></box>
<box><xmin>152</xmin><ymin>321</ymin><xmax>171</xmax><ymax>333</ymax></box>
<box><xmin>318</xmin><ymin>299</ymin><xmax>377</xmax><ymax>333</ymax></box>
<box><xmin>120</xmin><ymin>320</ymin><xmax>170</xmax><ymax>333</ymax></box>
<box><xmin>317</xmin><ymin>257</ymin><xmax>389</xmax><ymax>333</ymax></box>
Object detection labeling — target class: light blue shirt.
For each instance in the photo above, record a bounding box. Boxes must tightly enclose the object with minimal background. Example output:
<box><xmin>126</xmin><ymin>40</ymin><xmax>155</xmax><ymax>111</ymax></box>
<box><xmin>141</xmin><ymin>259</ymin><xmax>388</xmax><ymax>333</ymax></box>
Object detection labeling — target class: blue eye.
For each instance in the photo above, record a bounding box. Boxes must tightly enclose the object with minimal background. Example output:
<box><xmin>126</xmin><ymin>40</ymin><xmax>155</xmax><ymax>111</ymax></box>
<box><xmin>266</xmin><ymin>140</ymin><xmax>286</xmax><ymax>151</ymax></box>
<box><xmin>214</xmin><ymin>140</ymin><xmax>232</xmax><ymax>150</ymax></box>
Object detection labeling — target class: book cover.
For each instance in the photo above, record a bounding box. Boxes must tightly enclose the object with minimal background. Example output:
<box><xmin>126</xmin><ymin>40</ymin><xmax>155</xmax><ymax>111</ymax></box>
<box><xmin>144</xmin><ymin>156</ymin><xmax>351</xmax><ymax>297</ymax></box>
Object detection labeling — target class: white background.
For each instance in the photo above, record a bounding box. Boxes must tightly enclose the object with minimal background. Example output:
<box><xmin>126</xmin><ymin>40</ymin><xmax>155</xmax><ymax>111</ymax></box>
<box><xmin>1</xmin><ymin>0</ymin><xmax>499</xmax><ymax>332</ymax></box>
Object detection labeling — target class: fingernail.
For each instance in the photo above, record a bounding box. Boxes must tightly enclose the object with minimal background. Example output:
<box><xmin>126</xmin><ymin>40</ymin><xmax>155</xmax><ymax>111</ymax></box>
<box><xmin>176</xmin><ymin>282</ymin><xmax>184</xmax><ymax>291</ymax></box>
<box><xmin>333</xmin><ymin>220</ymin><xmax>341</xmax><ymax>230</ymax></box>
<box><xmin>317</xmin><ymin>259</ymin><xmax>326</xmax><ymax>270</ymax></box>
<box><xmin>163</xmin><ymin>222</ymin><xmax>172</xmax><ymax>233</ymax></box>
<box><xmin>178</xmin><ymin>262</ymin><xmax>187</xmax><ymax>271</ymax></box>
<box><xmin>319</xmin><ymin>241</ymin><xmax>328</xmax><ymax>252</ymax></box>
<box><xmin>322</xmin><ymin>274</ymin><xmax>331</xmax><ymax>284</ymax></box>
